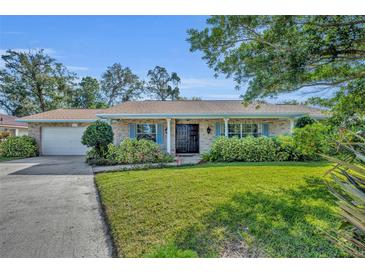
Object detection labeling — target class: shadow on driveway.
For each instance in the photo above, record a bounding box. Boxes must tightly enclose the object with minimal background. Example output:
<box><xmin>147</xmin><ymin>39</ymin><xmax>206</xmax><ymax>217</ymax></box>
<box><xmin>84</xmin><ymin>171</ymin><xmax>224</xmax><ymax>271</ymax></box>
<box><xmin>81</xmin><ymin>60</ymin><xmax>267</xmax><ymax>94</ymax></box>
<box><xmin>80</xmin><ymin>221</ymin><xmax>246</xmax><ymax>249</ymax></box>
<box><xmin>6</xmin><ymin>156</ymin><xmax>92</xmax><ymax>176</ymax></box>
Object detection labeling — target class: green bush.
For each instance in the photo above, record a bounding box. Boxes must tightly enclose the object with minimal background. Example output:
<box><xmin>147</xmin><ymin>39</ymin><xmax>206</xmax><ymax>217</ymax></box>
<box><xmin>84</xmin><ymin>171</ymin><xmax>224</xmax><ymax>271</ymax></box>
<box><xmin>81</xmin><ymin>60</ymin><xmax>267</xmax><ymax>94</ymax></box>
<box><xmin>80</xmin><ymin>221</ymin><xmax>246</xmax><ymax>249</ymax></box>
<box><xmin>203</xmin><ymin>135</ymin><xmax>305</xmax><ymax>162</ymax></box>
<box><xmin>82</xmin><ymin>120</ymin><xmax>113</xmax><ymax>158</ymax></box>
<box><xmin>106</xmin><ymin>138</ymin><xmax>174</xmax><ymax>165</ymax></box>
<box><xmin>295</xmin><ymin>115</ymin><xmax>316</xmax><ymax>128</ymax></box>
<box><xmin>0</xmin><ymin>136</ymin><xmax>38</xmax><ymax>158</ymax></box>
<box><xmin>86</xmin><ymin>147</ymin><xmax>117</xmax><ymax>165</ymax></box>
<box><xmin>293</xmin><ymin>122</ymin><xmax>333</xmax><ymax>160</ymax></box>
<box><xmin>273</xmin><ymin>135</ymin><xmax>303</xmax><ymax>161</ymax></box>
<box><xmin>203</xmin><ymin>136</ymin><xmax>281</xmax><ymax>162</ymax></box>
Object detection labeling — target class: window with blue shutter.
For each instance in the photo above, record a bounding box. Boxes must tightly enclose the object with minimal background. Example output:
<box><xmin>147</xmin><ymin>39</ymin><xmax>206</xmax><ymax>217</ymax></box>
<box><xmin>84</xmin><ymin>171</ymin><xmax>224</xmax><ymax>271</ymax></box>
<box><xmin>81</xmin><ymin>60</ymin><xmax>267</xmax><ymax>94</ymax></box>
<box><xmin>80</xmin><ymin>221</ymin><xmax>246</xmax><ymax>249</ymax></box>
<box><xmin>215</xmin><ymin>122</ymin><xmax>221</xmax><ymax>137</ymax></box>
<box><xmin>156</xmin><ymin>124</ymin><xmax>163</xmax><ymax>145</ymax></box>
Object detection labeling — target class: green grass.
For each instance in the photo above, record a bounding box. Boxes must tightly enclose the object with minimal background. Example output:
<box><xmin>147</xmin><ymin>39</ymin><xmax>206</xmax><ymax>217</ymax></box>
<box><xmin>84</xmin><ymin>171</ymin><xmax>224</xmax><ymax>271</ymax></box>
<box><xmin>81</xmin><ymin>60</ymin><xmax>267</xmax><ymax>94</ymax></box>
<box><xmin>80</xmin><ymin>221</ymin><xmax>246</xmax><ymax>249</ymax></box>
<box><xmin>95</xmin><ymin>162</ymin><xmax>348</xmax><ymax>258</ymax></box>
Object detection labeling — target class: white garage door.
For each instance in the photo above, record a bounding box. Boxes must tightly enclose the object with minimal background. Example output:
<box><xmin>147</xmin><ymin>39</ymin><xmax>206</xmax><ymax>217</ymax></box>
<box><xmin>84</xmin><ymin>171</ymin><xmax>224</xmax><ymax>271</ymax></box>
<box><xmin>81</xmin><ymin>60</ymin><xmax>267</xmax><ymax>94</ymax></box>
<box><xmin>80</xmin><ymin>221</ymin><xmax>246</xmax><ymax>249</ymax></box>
<box><xmin>42</xmin><ymin>127</ymin><xmax>87</xmax><ymax>155</ymax></box>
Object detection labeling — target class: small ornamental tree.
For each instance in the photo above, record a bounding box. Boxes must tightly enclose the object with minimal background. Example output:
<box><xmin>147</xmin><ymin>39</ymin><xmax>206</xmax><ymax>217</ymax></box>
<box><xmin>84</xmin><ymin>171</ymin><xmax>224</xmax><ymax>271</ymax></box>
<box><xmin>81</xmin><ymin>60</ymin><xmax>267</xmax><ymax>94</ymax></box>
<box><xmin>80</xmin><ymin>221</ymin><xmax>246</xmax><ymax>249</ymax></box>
<box><xmin>295</xmin><ymin>116</ymin><xmax>316</xmax><ymax>128</ymax></box>
<box><xmin>82</xmin><ymin>120</ymin><xmax>113</xmax><ymax>157</ymax></box>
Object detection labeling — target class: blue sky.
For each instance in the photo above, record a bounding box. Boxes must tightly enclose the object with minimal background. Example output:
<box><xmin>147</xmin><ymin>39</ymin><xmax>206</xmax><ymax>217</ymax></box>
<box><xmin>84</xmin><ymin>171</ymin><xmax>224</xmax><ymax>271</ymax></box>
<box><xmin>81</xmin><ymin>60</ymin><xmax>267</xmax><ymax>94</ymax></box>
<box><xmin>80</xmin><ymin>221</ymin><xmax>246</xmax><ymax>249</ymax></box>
<box><xmin>0</xmin><ymin>16</ymin><xmax>326</xmax><ymax>102</ymax></box>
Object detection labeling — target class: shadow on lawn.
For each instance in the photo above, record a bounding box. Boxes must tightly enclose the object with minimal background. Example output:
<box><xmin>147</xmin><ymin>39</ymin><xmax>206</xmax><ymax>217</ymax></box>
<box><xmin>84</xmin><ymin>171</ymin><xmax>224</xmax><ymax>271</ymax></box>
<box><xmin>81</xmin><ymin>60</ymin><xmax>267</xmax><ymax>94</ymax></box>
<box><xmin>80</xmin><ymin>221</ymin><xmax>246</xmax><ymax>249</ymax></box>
<box><xmin>153</xmin><ymin>182</ymin><xmax>347</xmax><ymax>258</ymax></box>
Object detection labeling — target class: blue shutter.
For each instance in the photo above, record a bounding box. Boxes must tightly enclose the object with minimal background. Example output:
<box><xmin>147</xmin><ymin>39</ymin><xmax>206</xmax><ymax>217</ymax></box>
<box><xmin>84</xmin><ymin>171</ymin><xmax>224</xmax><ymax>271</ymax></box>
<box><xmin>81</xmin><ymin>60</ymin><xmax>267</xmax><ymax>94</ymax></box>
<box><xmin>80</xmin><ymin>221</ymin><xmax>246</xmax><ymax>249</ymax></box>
<box><xmin>156</xmin><ymin>124</ymin><xmax>163</xmax><ymax>145</ymax></box>
<box><xmin>215</xmin><ymin>122</ymin><xmax>221</xmax><ymax>137</ymax></box>
<box><xmin>129</xmin><ymin>124</ymin><xmax>136</xmax><ymax>138</ymax></box>
<box><xmin>262</xmin><ymin>123</ymin><xmax>269</xmax><ymax>137</ymax></box>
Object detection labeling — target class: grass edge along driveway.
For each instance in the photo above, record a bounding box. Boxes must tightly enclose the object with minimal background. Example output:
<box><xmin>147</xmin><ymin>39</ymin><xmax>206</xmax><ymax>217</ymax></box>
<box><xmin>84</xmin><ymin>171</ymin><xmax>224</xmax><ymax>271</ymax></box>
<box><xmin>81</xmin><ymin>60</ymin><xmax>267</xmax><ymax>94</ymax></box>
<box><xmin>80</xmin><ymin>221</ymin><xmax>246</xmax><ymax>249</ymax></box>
<box><xmin>96</xmin><ymin>162</ymin><xmax>348</xmax><ymax>258</ymax></box>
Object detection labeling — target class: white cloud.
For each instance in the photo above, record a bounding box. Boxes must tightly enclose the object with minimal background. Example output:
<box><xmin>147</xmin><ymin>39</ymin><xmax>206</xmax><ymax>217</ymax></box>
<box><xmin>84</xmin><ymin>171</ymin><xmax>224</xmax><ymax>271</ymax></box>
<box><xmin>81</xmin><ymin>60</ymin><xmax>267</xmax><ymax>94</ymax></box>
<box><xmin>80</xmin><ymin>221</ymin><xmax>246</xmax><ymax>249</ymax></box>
<box><xmin>66</xmin><ymin>65</ymin><xmax>89</xmax><ymax>71</ymax></box>
<box><xmin>180</xmin><ymin>77</ymin><xmax>234</xmax><ymax>90</ymax></box>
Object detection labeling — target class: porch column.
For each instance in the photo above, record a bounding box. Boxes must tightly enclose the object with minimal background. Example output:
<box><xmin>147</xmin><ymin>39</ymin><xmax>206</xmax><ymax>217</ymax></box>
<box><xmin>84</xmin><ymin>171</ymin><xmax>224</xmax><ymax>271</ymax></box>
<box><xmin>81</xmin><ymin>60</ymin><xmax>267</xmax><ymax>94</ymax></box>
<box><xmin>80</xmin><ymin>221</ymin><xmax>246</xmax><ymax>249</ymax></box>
<box><xmin>15</xmin><ymin>128</ymin><xmax>19</xmax><ymax>136</ymax></box>
<box><xmin>166</xmin><ymin>118</ymin><xmax>171</xmax><ymax>154</ymax></box>
<box><xmin>224</xmin><ymin>118</ymin><xmax>229</xmax><ymax>137</ymax></box>
<box><xmin>289</xmin><ymin>118</ymin><xmax>295</xmax><ymax>134</ymax></box>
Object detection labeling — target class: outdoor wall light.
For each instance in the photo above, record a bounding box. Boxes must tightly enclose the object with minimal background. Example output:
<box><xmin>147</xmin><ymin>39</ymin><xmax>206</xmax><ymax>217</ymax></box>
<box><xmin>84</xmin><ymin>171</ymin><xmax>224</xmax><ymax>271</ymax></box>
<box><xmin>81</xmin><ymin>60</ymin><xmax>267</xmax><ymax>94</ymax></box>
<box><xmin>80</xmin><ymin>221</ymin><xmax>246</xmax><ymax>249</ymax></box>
<box><xmin>207</xmin><ymin>126</ymin><xmax>211</xmax><ymax>134</ymax></box>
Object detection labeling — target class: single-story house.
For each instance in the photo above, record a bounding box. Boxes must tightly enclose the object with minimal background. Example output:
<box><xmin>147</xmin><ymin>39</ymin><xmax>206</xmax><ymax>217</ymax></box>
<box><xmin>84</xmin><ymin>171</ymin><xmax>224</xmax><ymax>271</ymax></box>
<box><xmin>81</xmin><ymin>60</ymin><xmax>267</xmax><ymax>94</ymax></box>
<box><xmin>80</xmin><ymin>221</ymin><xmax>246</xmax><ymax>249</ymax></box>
<box><xmin>0</xmin><ymin>114</ymin><xmax>28</xmax><ymax>136</ymax></box>
<box><xmin>17</xmin><ymin>100</ymin><xmax>326</xmax><ymax>156</ymax></box>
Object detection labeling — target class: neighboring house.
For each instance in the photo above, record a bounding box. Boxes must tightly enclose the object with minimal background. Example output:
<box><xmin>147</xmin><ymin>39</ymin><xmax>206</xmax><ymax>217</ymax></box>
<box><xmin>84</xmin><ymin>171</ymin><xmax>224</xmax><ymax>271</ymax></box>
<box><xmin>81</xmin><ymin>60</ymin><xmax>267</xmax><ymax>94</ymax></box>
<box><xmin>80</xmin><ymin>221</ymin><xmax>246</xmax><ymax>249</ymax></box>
<box><xmin>0</xmin><ymin>114</ymin><xmax>28</xmax><ymax>136</ymax></box>
<box><xmin>17</xmin><ymin>100</ymin><xmax>326</xmax><ymax>156</ymax></box>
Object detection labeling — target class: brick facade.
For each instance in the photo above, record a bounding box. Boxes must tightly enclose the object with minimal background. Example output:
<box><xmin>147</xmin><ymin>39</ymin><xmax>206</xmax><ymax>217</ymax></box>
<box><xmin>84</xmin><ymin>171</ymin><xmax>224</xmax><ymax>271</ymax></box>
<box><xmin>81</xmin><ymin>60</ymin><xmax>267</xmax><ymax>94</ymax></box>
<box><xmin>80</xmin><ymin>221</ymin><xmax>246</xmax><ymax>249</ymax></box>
<box><xmin>28</xmin><ymin>118</ymin><xmax>291</xmax><ymax>156</ymax></box>
<box><xmin>109</xmin><ymin>118</ymin><xmax>291</xmax><ymax>155</ymax></box>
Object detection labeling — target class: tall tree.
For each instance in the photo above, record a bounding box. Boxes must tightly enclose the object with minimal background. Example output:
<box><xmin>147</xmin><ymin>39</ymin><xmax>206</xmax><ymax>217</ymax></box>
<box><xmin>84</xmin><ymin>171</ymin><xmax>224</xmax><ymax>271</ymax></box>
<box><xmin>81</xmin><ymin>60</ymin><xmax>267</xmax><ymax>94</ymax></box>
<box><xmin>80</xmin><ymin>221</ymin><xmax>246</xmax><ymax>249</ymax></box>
<box><xmin>187</xmin><ymin>16</ymin><xmax>365</xmax><ymax>102</ymax></box>
<box><xmin>72</xmin><ymin>76</ymin><xmax>107</xmax><ymax>109</ymax></box>
<box><xmin>145</xmin><ymin>66</ymin><xmax>181</xmax><ymax>100</ymax></box>
<box><xmin>100</xmin><ymin>63</ymin><xmax>143</xmax><ymax>106</ymax></box>
<box><xmin>0</xmin><ymin>49</ymin><xmax>76</xmax><ymax>116</ymax></box>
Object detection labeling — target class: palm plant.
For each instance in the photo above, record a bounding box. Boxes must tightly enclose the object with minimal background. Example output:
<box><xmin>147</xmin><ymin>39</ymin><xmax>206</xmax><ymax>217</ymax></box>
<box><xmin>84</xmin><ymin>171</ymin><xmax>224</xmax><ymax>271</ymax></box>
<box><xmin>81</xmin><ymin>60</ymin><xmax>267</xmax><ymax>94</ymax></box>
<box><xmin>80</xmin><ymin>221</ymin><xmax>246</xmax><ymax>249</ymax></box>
<box><xmin>320</xmin><ymin>130</ymin><xmax>365</xmax><ymax>257</ymax></box>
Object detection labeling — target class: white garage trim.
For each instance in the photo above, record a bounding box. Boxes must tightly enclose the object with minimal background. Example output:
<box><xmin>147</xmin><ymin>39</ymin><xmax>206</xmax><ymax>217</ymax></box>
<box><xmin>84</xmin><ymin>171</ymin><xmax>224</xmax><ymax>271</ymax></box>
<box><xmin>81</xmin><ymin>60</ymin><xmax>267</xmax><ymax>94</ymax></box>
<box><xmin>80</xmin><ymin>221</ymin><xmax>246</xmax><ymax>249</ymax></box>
<box><xmin>41</xmin><ymin>127</ymin><xmax>87</xmax><ymax>156</ymax></box>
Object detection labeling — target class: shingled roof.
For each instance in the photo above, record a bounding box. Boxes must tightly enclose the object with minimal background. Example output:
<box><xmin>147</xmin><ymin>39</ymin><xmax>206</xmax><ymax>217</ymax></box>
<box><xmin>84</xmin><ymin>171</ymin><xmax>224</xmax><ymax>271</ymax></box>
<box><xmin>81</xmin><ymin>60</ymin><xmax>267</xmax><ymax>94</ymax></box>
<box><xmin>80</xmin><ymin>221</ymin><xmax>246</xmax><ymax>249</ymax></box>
<box><xmin>0</xmin><ymin>114</ymin><xmax>28</xmax><ymax>128</ymax></box>
<box><xmin>99</xmin><ymin>100</ymin><xmax>326</xmax><ymax>118</ymax></box>
<box><xmin>17</xmin><ymin>109</ymin><xmax>102</xmax><ymax>122</ymax></box>
<box><xmin>17</xmin><ymin>101</ymin><xmax>327</xmax><ymax>122</ymax></box>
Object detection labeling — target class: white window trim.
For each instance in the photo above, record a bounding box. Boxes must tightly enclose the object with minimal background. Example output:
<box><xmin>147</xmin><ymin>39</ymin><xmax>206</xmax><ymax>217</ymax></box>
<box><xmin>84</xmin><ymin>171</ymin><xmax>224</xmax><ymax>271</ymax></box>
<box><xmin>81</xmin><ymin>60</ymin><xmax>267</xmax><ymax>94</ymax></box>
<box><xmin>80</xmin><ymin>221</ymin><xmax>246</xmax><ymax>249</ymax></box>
<box><xmin>222</xmin><ymin>122</ymin><xmax>262</xmax><ymax>138</ymax></box>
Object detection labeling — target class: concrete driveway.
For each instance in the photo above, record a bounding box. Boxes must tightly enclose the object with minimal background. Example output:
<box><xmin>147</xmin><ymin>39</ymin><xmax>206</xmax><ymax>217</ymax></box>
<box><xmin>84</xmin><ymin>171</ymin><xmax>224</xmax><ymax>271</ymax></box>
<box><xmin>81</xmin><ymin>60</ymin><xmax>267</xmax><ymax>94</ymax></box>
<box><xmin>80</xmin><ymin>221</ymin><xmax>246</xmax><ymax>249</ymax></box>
<box><xmin>0</xmin><ymin>156</ymin><xmax>112</xmax><ymax>257</ymax></box>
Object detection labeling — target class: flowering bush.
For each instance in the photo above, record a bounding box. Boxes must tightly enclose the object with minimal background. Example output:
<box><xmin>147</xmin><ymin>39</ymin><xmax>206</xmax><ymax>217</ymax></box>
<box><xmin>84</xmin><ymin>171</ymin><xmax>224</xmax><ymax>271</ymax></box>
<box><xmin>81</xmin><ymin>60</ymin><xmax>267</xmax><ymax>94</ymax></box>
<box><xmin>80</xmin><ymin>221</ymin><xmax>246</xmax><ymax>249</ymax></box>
<box><xmin>106</xmin><ymin>138</ymin><xmax>174</xmax><ymax>165</ymax></box>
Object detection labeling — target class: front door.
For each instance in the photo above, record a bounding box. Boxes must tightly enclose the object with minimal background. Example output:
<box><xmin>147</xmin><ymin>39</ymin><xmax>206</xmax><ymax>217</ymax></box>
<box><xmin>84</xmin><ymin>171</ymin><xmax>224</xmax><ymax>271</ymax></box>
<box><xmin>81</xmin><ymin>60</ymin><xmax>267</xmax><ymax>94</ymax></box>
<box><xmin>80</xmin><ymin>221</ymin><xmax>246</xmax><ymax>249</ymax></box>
<box><xmin>175</xmin><ymin>124</ymin><xmax>199</xmax><ymax>154</ymax></box>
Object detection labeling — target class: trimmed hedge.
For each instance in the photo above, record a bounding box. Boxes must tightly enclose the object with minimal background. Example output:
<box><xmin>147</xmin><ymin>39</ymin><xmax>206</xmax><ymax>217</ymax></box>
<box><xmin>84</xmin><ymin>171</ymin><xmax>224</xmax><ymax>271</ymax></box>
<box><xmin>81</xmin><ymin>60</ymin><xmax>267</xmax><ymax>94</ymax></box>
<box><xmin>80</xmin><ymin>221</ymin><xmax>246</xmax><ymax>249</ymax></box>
<box><xmin>0</xmin><ymin>136</ymin><xmax>38</xmax><ymax>158</ymax></box>
<box><xmin>203</xmin><ymin>136</ymin><xmax>303</xmax><ymax>162</ymax></box>
<box><xmin>106</xmin><ymin>138</ymin><xmax>174</xmax><ymax>165</ymax></box>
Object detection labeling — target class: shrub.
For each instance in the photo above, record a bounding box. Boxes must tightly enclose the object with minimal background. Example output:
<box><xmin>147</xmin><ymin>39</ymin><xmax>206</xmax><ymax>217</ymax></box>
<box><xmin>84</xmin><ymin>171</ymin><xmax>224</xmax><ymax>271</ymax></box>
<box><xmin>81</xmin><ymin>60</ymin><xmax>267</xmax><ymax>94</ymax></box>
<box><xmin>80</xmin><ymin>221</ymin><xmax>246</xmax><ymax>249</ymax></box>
<box><xmin>295</xmin><ymin>115</ymin><xmax>316</xmax><ymax>128</ymax></box>
<box><xmin>82</xmin><ymin>120</ymin><xmax>113</xmax><ymax>158</ymax></box>
<box><xmin>293</xmin><ymin>122</ymin><xmax>332</xmax><ymax>160</ymax></box>
<box><xmin>0</xmin><ymin>136</ymin><xmax>38</xmax><ymax>158</ymax></box>
<box><xmin>203</xmin><ymin>136</ymin><xmax>280</xmax><ymax>162</ymax></box>
<box><xmin>106</xmin><ymin>138</ymin><xmax>174</xmax><ymax>165</ymax></box>
<box><xmin>273</xmin><ymin>135</ymin><xmax>303</xmax><ymax>161</ymax></box>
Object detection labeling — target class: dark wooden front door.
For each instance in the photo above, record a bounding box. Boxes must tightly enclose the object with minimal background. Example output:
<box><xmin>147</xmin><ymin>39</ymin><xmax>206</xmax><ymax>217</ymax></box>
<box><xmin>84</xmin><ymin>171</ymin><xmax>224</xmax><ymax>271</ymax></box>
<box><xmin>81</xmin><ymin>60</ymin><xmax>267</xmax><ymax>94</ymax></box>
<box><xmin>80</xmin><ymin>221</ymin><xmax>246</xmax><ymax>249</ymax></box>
<box><xmin>175</xmin><ymin>124</ymin><xmax>199</xmax><ymax>153</ymax></box>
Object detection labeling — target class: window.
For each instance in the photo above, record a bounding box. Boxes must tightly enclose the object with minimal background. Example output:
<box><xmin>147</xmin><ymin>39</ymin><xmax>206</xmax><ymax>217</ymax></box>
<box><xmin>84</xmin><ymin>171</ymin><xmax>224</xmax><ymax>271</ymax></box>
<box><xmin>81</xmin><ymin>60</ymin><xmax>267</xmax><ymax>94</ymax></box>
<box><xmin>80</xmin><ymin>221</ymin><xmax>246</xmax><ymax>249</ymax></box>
<box><xmin>228</xmin><ymin>124</ymin><xmax>241</xmax><ymax>138</ymax></box>
<box><xmin>242</xmin><ymin>124</ymin><xmax>260</xmax><ymax>137</ymax></box>
<box><xmin>221</xmin><ymin>123</ymin><xmax>262</xmax><ymax>138</ymax></box>
<box><xmin>136</xmin><ymin>124</ymin><xmax>157</xmax><ymax>142</ymax></box>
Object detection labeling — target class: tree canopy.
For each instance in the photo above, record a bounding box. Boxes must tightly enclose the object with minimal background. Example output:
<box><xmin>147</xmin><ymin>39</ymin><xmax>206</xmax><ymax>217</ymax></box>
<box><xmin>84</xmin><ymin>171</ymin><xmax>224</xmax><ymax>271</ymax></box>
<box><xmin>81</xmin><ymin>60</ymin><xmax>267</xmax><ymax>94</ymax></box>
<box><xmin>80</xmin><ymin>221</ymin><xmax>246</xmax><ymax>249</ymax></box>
<box><xmin>145</xmin><ymin>66</ymin><xmax>181</xmax><ymax>100</ymax></box>
<box><xmin>0</xmin><ymin>49</ymin><xmax>76</xmax><ymax>116</ymax></box>
<box><xmin>100</xmin><ymin>63</ymin><xmax>143</xmax><ymax>106</ymax></box>
<box><xmin>187</xmin><ymin>16</ymin><xmax>365</xmax><ymax>102</ymax></box>
<box><xmin>72</xmin><ymin>76</ymin><xmax>107</xmax><ymax>109</ymax></box>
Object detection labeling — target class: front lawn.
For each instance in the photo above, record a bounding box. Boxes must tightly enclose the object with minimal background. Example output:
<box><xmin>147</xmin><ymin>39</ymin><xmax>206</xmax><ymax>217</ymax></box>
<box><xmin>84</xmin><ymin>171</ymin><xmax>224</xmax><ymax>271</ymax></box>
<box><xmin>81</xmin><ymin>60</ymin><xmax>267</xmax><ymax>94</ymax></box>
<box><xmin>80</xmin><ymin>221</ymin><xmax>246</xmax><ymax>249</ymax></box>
<box><xmin>96</xmin><ymin>162</ymin><xmax>348</xmax><ymax>258</ymax></box>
